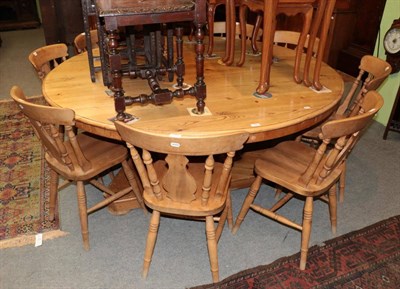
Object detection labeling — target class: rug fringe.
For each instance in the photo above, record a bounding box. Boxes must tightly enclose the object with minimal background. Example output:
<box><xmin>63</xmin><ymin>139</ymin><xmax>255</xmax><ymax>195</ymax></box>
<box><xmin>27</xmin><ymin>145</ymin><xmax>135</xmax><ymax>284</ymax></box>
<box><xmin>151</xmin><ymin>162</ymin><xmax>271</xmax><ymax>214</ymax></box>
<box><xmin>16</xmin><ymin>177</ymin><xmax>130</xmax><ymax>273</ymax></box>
<box><xmin>0</xmin><ymin>230</ymin><xmax>69</xmax><ymax>249</ymax></box>
<box><xmin>0</xmin><ymin>95</ymin><xmax>44</xmax><ymax>103</ymax></box>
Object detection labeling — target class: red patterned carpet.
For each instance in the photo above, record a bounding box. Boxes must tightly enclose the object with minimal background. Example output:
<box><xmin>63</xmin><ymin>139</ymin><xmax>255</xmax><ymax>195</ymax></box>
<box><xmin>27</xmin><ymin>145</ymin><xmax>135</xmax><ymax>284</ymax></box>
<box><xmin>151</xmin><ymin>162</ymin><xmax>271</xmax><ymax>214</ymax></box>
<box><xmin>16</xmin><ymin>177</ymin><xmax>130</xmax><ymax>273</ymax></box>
<box><xmin>0</xmin><ymin>97</ymin><xmax>65</xmax><ymax>248</ymax></box>
<box><xmin>190</xmin><ymin>215</ymin><xmax>400</xmax><ymax>289</ymax></box>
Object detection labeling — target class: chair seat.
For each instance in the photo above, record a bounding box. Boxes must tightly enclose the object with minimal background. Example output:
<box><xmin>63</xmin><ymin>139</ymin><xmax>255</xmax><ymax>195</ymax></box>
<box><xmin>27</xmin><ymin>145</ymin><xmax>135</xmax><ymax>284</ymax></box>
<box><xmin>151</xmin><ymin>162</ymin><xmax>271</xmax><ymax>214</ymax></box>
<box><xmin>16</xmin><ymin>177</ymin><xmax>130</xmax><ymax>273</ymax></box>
<box><xmin>46</xmin><ymin>132</ymin><xmax>129</xmax><ymax>181</ymax></box>
<box><xmin>143</xmin><ymin>160</ymin><xmax>227</xmax><ymax>216</ymax></box>
<box><xmin>255</xmin><ymin>141</ymin><xmax>343</xmax><ymax>196</ymax></box>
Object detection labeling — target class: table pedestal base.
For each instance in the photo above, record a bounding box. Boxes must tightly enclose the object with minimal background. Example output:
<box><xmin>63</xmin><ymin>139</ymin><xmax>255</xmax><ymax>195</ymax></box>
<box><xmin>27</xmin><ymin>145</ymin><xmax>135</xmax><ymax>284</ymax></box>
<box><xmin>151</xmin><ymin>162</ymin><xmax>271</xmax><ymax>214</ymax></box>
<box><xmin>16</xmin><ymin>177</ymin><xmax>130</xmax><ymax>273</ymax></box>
<box><xmin>106</xmin><ymin>164</ymin><xmax>143</xmax><ymax>215</ymax></box>
<box><xmin>230</xmin><ymin>150</ymin><xmax>268</xmax><ymax>190</ymax></box>
<box><xmin>107</xmin><ymin>192</ymin><xmax>142</xmax><ymax>215</ymax></box>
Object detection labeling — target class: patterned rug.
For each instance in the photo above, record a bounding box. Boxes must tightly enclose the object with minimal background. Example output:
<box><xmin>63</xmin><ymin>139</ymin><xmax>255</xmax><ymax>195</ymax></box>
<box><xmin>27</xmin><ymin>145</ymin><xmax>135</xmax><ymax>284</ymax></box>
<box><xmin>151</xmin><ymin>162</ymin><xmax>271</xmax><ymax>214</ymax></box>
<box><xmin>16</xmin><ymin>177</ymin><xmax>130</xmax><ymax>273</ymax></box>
<box><xmin>190</xmin><ymin>215</ymin><xmax>400</xmax><ymax>289</ymax></box>
<box><xmin>0</xmin><ymin>97</ymin><xmax>67</xmax><ymax>249</ymax></box>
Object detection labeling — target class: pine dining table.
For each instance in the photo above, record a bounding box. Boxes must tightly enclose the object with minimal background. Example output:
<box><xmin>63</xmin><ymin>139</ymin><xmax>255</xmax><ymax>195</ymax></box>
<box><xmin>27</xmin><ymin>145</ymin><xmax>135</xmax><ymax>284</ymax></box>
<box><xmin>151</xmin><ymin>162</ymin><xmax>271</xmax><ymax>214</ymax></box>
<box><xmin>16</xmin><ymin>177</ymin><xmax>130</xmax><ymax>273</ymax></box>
<box><xmin>42</xmin><ymin>37</ymin><xmax>344</xmax><ymax>213</ymax></box>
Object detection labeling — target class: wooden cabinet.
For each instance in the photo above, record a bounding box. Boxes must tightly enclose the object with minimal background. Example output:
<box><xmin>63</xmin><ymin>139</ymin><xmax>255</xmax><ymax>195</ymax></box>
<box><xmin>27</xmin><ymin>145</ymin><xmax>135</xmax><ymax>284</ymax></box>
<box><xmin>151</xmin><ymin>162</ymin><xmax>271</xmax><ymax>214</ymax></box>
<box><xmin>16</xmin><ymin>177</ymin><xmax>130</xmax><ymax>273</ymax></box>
<box><xmin>0</xmin><ymin>0</ymin><xmax>40</xmax><ymax>30</ymax></box>
<box><xmin>275</xmin><ymin>0</ymin><xmax>386</xmax><ymax>76</ymax></box>
<box><xmin>335</xmin><ymin>0</ymin><xmax>386</xmax><ymax>76</ymax></box>
<box><xmin>39</xmin><ymin>0</ymin><xmax>84</xmax><ymax>46</ymax></box>
<box><xmin>383</xmin><ymin>87</ymin><xmax>400</xmax><ymax>139</ymax></box>
<box><xmin>323</xmin><ymin>1</ymin><xmax>356</xmax><ymax>68</ymax></box>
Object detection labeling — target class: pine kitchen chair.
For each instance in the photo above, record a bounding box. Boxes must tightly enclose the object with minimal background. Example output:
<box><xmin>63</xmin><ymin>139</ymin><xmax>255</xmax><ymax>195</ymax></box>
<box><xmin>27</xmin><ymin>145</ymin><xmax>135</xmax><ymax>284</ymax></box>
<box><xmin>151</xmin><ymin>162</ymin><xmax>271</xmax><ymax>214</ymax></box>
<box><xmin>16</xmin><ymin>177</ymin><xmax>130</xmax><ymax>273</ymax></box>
<box><xmin>10</xmin><ymin>86</ymin><xmax>146</xmax><ymax>250</ymax></box>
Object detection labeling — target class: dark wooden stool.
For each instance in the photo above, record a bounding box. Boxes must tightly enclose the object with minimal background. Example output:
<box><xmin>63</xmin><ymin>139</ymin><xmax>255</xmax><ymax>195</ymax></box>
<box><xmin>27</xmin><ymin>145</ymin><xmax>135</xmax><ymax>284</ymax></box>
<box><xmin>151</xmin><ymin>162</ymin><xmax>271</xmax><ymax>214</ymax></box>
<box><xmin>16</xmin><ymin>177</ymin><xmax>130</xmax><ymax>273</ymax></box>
<box><xmin>94</xmin><ymin>0</ymin><xmax>207</xmax><ymax>121</ymax></box>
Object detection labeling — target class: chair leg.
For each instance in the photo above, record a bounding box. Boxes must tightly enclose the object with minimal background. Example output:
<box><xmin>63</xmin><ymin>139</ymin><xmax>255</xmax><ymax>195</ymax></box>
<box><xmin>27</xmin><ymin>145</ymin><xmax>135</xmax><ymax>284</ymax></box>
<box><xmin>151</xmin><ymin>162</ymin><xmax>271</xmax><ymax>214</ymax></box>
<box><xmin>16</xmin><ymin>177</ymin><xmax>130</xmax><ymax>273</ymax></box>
<box><xmin>142</xmin><ymin>210</ymin><xmax>160</xmax><ymax>279</ymax></box>
<box><xmin>223</xmin><ymin>0</ymin><xmax>236</xmax><ymax>65</ymax></box>
<box><xmin>339</xmin><ymin>162</ymin><xmax>346</xmax><ymax>203</ymax></box>
<box><xmin>256</xmin><ymin>0</ymin><xmax>278</xmax><ymax>94</ymax></box>
<box><xmin>206</xmin><ymin>215</ymin><xmax>219</xmax><ymax>283</ymax></box>
<box><xmin>274</xmin><ymin>186</ymin><xmax>282</xmax><ymax>200</ymax></box>
<box><xmin>215</xmin><ymin>207</ymin><xmax>227</xmax><ymax>243</ymax></box>
<box><xmin>121</xmin><ymin>159</ymin><xmax>147</xmax><ymax>214</ymax></box>
<box><xmin>312</xmin><ymin>0</ymin><xmax>335</xmax><ymax>90</ymax></box>
<box><xmin>207</xmin><ymin>3</ymin><xmax>216</xmax><ymax>56</ymax></box>
<box><xmin>49</xmin><ymin>168</ymin><xmax>59</xmax><ymax>221</ymax></box>
<box><xmin>270</xmin><ymin>192</ymin><xmax>294</xmax><ymax>212</ymax></box>
<box><xmin>215</xmin><ymin>189</ymin><xmax>232</xmax><ymax>242</ymax></box>
<box><xmin>328</xmin><ymin>185</ymin><xmax>337</xmax><ymax>235</ymax></box>
<box><xmin>232</xmin><ymin>175</ymin><xmax>262</xmax><ymax>234</ymax></box>
<box><xmin>236</xmin><ymin>5</ymin><xmax>247</xmax><ymax>67</ymax></box>
<box><xmin>292</xmin><ymin>7</ymin><xmax>313</xmax><ymax>84</ymax></box>
<box><xmin>226</xmin><ymin>190</ymin><xmax>233</xmax><ymax>230</ymax></box>
<box><xmin>76</xmin><ymin>181</ymin><xmax>89</xmax><ymax>251</ymax></box>
<box><xmin>251</xmin><ymin>14</ymin><xmax>262</xmax><ymax>54</ymax></box>
<box><xmin>300</xmin><ymin>196</ymin><xmax>313</xmax><ymax>270</ymax></box>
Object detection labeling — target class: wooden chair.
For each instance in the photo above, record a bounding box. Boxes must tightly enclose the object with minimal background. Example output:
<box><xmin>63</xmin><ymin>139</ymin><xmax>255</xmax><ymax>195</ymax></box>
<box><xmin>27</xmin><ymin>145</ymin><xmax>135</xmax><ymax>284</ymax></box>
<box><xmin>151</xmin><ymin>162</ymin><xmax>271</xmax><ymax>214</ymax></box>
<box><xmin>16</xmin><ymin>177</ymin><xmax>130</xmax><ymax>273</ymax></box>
<box><xmin>115</xmin><ymin>121</ymin><xmax>248</xmax><ymax>282</ymax></box>
<box><xmin>298</xmin><ymin>55</ymin><xmax>392</xmax><ymax>202</ymax></box>
<box><xmin>73</xmin><ymin>29</ymin><xmax>99</xmax><ymax>54</ymax></box>
<box><xmin>10</xmin><ymin>86</ymin><xmax>146</xmax><ymax>251</ymax></box>
<box><xmin>28</xmin><ymin>43</ymin><xmax>69</xmax><ymax>81</ymax></box>
<box><xmin>236</xmin><ymin>0</ymin><xmax>314</xmax><ymax>85</ymax></box>
<box><xmin>232</xmin><ymin>90</ymin><xmax>384</xmax><ymax>270</ymax></box>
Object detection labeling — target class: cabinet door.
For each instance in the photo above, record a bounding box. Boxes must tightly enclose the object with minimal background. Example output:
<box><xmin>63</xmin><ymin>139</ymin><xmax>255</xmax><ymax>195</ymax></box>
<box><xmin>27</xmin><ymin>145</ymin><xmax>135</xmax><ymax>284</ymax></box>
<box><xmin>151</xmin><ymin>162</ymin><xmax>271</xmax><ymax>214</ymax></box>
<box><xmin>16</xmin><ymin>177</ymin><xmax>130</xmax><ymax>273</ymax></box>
<box><xmin>335</xmin><ymin>0</ymin><xmax>386</xmax><ymax>76</ymax></box>
<box><xmin>39</xmin><ymin>0</ymin><xmax>84</xmax><ymax>46</ymax></box>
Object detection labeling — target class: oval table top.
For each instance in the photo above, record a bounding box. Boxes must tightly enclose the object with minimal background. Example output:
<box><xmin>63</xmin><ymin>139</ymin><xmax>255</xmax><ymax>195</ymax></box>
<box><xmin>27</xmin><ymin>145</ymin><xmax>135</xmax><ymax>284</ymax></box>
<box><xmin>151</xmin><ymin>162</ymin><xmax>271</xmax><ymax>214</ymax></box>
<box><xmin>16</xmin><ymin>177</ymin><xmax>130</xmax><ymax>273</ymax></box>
<box><xmin>43</xmin><ymin>39</ymin><xmax>344</xmax><ymax>143</ymax></box>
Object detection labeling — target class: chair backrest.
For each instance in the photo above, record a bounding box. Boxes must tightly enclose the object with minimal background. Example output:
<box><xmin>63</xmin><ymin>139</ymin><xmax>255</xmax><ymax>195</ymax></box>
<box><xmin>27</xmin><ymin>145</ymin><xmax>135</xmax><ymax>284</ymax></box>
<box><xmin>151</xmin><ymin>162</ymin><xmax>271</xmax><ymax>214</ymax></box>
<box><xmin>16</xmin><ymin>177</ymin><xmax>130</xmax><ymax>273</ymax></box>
<box><xmin>336</xmin><ymin>55</ymin><xmax>391</xmax><ymax>116</ymax></box>
<box><xmin>115</xmin><ymin>121</ymin><xmax>249</xmax><ymax>206</ymax></box>
<box><xmin>299</xmin><ymin>90</ymin><xmax>384</xmax><ymax>187</ymax></box>
<box><xmin>28</xmin><ymin>43</ymin><xmax>69</xmax><ymax>81</ymax></box>
<box><xmin>273</xmin><ymin>30</ymin><xmax>319</xmax><ymax>56</ymax></box>
<box><xmin>235</xmin><ymin>22</ymin><xmax>262</xmax><ymax>41</ymax></box>
<box><xmin>10</xmin><ymin>86</ymin><xmax>92</xmax><ymax>176</ymax></box>
<box><xmin>74</xmin><ymin>29</ymin><xmax>99</xmax><ymax>54</ymax></box>
<box><xmin>212</xmin><ymin>21</ymin><xmax>261</xmax><ymax>41</ymax></box>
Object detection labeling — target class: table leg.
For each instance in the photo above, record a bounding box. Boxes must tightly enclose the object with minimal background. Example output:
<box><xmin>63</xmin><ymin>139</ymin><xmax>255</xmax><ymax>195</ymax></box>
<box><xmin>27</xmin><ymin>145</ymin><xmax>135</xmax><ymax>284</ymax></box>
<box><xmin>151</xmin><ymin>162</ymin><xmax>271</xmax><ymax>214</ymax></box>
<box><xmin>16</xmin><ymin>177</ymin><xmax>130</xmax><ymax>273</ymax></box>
<box><xmin>194</xmin><ymin>18</ymin><xmax>207</xmax><ymax>114</ymax></box>
<box><xmin>106</xmin><ymin>29</ymin><xmax>127</xmax><ymax>121</ymax></box>
<box><xmin>107</xmin><ymin>161</ymin><xmax>144</xmax><ymax>215</ymax></box>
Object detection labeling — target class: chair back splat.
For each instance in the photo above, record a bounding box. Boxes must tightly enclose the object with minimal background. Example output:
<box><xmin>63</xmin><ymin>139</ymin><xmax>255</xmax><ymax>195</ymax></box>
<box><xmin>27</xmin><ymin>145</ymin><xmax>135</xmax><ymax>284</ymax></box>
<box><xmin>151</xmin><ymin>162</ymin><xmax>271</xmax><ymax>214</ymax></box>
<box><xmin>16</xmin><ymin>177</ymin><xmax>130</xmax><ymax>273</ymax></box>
<box><xmin>115</xmin><ymin>120</ymin><xmax>248</xmax><ymax>283</ymax></box>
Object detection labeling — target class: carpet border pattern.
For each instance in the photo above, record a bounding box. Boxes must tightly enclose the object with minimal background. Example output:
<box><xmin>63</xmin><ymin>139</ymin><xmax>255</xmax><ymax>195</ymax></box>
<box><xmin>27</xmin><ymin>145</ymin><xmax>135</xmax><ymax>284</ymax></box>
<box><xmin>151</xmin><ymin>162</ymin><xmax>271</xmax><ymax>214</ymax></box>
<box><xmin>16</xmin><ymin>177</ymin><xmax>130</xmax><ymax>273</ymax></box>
<box><xmin>189</xmin><ymin>215</ymin><xmax>400</xmax><ymax>289</ymax></box>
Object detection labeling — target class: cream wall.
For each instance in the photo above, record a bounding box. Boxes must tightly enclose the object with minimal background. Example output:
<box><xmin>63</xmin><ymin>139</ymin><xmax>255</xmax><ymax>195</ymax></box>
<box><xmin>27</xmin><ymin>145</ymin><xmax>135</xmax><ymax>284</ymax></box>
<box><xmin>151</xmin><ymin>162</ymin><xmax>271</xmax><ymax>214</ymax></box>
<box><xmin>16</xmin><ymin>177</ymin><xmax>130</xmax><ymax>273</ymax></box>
<box><xmin>374</xmin><ymin>0</ymin><xmax>400</xmax><ymax>125</ymax></box>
